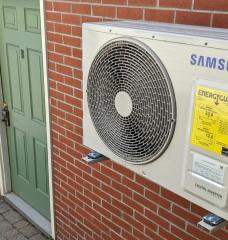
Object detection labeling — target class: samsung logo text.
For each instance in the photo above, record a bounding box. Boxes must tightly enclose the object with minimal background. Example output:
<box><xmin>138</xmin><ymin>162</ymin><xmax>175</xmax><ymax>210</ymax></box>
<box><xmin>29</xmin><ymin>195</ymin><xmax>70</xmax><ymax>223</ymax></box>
<box><xmin>190</xmin><ymin>54</ymin><xmax>228</xmax><ymax>71</ymax></box>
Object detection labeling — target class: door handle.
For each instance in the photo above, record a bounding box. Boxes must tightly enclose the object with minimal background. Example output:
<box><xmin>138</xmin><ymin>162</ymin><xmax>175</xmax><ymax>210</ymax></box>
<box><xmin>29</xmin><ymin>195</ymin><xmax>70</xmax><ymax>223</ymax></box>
<box><xmin>1</xmin><ymin>104</ymin><xmax>10</xmax><ymax>127</ymax></box>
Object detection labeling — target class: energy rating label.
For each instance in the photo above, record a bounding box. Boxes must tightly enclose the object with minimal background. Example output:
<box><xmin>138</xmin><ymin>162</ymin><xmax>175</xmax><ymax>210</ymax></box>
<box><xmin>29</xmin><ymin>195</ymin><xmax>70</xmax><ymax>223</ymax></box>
<box><xmin>191</xmin><ymin>86</ymin><xmax>228</xmax><ymax>157</ymax></box>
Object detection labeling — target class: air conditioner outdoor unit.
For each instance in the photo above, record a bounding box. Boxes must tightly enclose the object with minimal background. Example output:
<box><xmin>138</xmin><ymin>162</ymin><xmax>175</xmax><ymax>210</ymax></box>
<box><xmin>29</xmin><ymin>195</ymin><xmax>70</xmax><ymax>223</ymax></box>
<box><xmin>83</xmin><ymin>21</ymin><xmax>228</xmax><ymax>220</ymax></box>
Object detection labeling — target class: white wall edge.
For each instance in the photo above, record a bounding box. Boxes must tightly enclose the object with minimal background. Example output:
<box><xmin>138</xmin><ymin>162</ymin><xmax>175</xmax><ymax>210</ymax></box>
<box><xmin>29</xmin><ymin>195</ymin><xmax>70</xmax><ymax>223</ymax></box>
<box><xmin>0</xmin><ymin>4</ymin><xmax>11</xmax><ymax>196</ymax></box>
<box><xmin>0</xmin><ymin>74</ymin><xmax>11</xmax><ymax>196</ymax></box>
<box><xmin>40</xmin><ymin>0</ymin><xmax>55</xmax><ymax>238</ymax></box>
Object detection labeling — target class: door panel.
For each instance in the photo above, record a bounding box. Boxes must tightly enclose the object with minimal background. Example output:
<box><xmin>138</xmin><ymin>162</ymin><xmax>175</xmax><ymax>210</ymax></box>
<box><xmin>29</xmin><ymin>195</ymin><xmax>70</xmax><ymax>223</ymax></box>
<box><xmin>27</xmin><ymin>49</ymin><xmax>45</xmax><ymax>123</ymax></box>
<box><xmin>34</xmin><ymin>138</ymin><xmax>48</xmax><ymax>195</ymax></box>
<box><xmin>3</xmin><ymin>6</ymin><xmax>18</xmax><ymax>30</ymax></box>
<box><xmin>0</xmin><ymin>0</ymin><xmax>50</xmax><ymax>219</ymax></box>
<box><xmin>6</xmin><ymin>43</ymin><xmax>24</xmax><ymax>113</ymax></box>
<box><xmin>24</xmin><ymin>8</ymin><xmax>41</xmax><ymax>34</ymax></box>
<box><xmin>14</xmin><ymin>127</ymin><xmax>28</xmax><ymax>181</ymax></box>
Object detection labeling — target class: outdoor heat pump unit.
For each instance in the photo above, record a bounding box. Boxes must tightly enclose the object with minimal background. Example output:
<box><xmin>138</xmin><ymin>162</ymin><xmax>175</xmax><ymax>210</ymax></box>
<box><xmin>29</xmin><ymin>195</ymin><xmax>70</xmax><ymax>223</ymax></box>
<box><xmin>83</xmin><ymin>21</ymin><xmax>228</xmax><ymax>220</ymax></box>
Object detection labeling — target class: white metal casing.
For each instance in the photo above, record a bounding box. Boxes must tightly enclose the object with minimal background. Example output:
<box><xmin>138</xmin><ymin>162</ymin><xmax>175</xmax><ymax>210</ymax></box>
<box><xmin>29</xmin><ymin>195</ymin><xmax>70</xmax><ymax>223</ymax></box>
<box><xmin>83</xmin><ymin>21</ymin><xmax>228</xmax><ymax>220</ymax></box>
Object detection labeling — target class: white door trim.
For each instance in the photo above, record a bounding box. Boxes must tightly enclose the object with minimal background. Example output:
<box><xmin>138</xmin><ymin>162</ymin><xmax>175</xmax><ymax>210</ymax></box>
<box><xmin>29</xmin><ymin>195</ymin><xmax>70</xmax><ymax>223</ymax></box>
<box><xmin>0</xmin><ymin>75</ymin><xmax>11</xmax><ymax>195</ymax></box>
<box><xmin>40</xmin><ymin>0</ymin><xmax>55</xmax><ymax>238</ymax></box>
<box><xmin>0</xmin><ymin>0</ymin><xmax>55</xmax><ymax>238</ymax></box>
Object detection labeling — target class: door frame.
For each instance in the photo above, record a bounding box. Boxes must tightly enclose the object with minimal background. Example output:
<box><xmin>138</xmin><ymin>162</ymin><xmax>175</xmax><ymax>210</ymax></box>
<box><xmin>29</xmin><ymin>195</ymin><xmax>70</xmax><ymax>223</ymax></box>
<box><xmin>0</xmin><ymin>0</ymin><xmax>55</xmax><ymax>238</ymax></box>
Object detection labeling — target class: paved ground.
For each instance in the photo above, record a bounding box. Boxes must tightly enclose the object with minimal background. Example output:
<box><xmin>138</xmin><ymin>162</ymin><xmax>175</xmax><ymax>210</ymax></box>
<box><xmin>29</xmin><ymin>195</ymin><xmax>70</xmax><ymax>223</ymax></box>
<box><xmin>0</xmin><ymin>196</ymin><xmax>48</xmax><ymax>240</ymax></box>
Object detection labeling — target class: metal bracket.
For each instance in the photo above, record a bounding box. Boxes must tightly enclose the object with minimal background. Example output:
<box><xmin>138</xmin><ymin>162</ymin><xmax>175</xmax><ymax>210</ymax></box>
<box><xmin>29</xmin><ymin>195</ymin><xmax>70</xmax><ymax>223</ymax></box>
<box><xmin>82</xmin><ymin>151</ymin><xmax>108</xmax><ymax>165</ymax></box>
<box><xmin>197</xmin><ymin>218</ymin><xmax>227</xmax><ymax>233</ymax></box>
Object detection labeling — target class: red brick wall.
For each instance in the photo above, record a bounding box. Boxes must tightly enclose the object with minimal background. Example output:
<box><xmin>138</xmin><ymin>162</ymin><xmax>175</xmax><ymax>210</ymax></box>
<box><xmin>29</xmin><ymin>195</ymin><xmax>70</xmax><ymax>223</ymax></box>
<box><xmin>45</xmin><ymin>1</ymin><xmax>228</xmax><ymax>239</ymax></box>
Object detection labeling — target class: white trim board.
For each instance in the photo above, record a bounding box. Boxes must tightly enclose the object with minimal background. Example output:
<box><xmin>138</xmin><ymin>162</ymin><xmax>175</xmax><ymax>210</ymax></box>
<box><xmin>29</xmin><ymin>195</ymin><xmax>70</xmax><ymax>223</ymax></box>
<box><xmin>0</xmin><ymin>62</ymin><xmax>11</xmax><ymax>196</ymax></box>
<box><xmin>0</xmin><ymin>0</ymin><xmax>55</xmax><ymax>238</ymax></box>
<box><xmin>40</xmin><ymin>0</ymin><xmax>55</xmax><ymax>238</ymax></box>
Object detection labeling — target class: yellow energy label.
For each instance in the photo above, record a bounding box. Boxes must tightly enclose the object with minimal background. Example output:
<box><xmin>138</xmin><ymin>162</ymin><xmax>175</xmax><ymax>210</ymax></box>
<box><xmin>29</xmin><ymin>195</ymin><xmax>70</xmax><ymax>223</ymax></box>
<box><xmin>191</xmin><ymin>86</ymin><xmax>228</xmax><ymax>157</ymax></box>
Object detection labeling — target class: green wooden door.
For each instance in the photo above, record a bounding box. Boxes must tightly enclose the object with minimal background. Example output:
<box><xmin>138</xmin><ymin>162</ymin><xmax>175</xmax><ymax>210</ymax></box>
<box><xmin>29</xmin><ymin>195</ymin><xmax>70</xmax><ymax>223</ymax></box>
<box><xmin>0</xmin><ymin>0</ymin><xmax>50</xmax><ymax>219</ymax></box>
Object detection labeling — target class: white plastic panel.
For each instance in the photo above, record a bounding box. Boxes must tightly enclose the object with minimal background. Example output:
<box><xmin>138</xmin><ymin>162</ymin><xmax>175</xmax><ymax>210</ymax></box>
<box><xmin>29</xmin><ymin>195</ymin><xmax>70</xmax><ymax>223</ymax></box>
<box><xmin>185</xmin><ymin>172</ymin><xmax>227</xmax><ymax>208</ymax></box>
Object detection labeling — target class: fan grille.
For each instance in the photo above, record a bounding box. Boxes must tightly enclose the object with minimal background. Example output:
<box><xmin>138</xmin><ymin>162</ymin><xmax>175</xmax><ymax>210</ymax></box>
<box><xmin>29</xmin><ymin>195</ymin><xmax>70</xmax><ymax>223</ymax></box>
<box><xmin>87</xmin><ymin>40</ymin><xmax>176</xmax><ymax>164</ymax></box>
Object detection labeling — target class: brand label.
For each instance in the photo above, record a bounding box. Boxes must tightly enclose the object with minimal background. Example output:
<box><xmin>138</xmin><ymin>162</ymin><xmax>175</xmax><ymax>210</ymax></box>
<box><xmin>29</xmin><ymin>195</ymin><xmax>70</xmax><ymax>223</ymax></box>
<box><xmin>194</xmin><ymin>182</ymin><xmax>223</xmax><ymax>200</ymax></box>
<box><xmin>190</xmin><ymin>54</ymin><xmax>228</xmax><ymax>71</ymax></box>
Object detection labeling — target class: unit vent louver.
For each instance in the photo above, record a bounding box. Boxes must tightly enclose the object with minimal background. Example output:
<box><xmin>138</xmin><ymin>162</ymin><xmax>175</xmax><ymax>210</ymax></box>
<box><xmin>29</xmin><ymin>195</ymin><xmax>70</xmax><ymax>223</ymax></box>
<box><xmin>87</xmin><ymin>40</ymin><xmax>176</xmax><ymax>164</ymax></box>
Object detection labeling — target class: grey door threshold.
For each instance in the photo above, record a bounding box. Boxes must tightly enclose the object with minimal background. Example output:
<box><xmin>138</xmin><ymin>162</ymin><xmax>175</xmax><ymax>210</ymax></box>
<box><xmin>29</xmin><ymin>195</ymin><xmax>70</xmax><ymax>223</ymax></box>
<box><xmin>4</xmin><ymin>192</ymin><xmax>51</xmax><ymax>237</ymax></box>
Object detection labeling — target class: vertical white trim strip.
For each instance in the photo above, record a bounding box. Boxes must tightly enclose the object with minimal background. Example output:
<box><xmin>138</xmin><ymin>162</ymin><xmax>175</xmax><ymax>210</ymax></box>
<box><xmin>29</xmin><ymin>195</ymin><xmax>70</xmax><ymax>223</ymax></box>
<box><xmin>0</xmin><ymin>1</ymin><xmax>11</xmax><ymax>196</ymax></box>
<box><xmin>39</xmin><ymin>0</ymin><xmax>55</xmax><ymax>238</ymax></box>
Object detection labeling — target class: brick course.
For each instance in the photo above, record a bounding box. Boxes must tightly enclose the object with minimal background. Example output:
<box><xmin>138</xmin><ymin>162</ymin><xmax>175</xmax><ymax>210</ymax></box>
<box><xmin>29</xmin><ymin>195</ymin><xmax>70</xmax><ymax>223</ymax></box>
<box><xmin>45</xmin><ymin>0</ymin><xmax>228</xmax><ymax>239</ymax></box>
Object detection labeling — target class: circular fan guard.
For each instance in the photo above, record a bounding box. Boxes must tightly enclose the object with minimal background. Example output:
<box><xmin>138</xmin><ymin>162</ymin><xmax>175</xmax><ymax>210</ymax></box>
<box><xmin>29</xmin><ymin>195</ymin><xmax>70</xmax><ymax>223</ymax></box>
<box><xmin>87</xmin><ymin>39</ymin><xmax>176</xmax><ymax>164</ymax></box>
